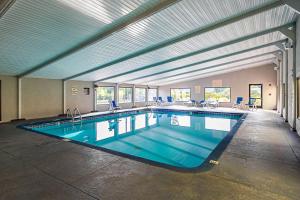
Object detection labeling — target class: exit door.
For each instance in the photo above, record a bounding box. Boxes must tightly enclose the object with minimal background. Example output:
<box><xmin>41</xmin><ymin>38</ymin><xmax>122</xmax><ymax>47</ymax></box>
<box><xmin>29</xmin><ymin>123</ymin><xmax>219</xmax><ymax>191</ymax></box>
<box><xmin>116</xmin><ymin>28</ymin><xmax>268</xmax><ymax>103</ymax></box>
<box><xmin>249</xmin><ymin>84</ymin><xmax>263</xmax><ymax>108</ymax></box>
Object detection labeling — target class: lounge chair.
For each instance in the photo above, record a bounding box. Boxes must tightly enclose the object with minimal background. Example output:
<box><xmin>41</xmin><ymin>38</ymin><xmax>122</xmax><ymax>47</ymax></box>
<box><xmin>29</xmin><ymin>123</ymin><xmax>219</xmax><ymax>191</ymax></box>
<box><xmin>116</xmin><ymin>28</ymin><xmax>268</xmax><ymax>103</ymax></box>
<box><xmin>199</xmin><ymin>100</ymin><xmax>207</xmax><ymax>107</ymax></box>
<box><xmin>184</xmin><ymin>100</ymin><xmax>196</xmax><ymax>107</ymax></box>
<box><xmin>167</xmin><ymin>96</ymin><xmax>174</xmax><ymax>104</ymax></box>
<box><xmin>109</xmin><ymin>100</ymin><xmax>120</xmax><ymax>111</ymax></box>
<box><xmin>207</xmin><ymin>100</ymin><xmax>219</xmax><ymax>108</ymax></box>
<box><xmin>191</xmin><ymin>100</ymin><xmax>196</xmax><ymax>106</ymax></box>
<box><xmin>232</xmin><ymin>97</ymin><xmax>243</xmax><ymax>109</ymax></box>
<box><xmin>245</xmin><ymin>98</ymin><xmax>257</xmax><ymax>111</ymax></box>
<box><xmin>152</xmin><ymin>97</ymin><xmax>158</xmax><ymax>106</ymax></box>
<box><xmin>157</xmin><ymin>96</ymin><xmax>164</xmax><ymax>106</ymax></box>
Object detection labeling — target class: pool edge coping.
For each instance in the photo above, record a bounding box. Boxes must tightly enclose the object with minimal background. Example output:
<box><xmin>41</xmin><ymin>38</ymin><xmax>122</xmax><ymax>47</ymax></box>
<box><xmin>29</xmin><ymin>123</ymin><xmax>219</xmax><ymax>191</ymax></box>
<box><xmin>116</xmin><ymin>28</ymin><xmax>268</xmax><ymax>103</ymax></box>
<box><xmin>17</xmin><ymin>108</ymin><xmax>247</xmax><ymax>172</ymax></box>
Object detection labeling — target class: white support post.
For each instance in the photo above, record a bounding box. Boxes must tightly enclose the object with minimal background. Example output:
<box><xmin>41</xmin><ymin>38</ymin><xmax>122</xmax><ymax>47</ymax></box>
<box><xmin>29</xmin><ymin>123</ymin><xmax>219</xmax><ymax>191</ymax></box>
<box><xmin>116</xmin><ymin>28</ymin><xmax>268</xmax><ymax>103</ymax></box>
<box><xmin>293</xmin><ymin>42</ymin><xmax>297</xmax><ymax>130</ymax></box>
<box><xmin>146</xmin><ymin>87</ymin><xmax>149</xmax><ymax>106</ymax></box>
<box><xmin>63</xmin><ymin>80</ymin><xmax>66</xmax><ymax>114</ymax></box>
<box><xmin>17</xmin><ymin>78</ymin><xmax>22</xmax><ymax>119</ymax></box>
<box><xmin>132</xmin><ymin>85</ymin><xmax>136</xmax><ymax>107</ymax></box>
<box><xmin>115</xmin><ymin>83</ymin><xmax>119</xmax><ymax>105</ymax></box>
<box><xmin>280</xmin><ymin>54</ymin><xmax>284</xmax><ymax>116</ymax></box>
<box><xmin>285</xmin><ymin>50</ymin><xmax>289</xmax><ymax>122</ymax></box>
<box><xmin>276</xmin><ymin>59</ymin><xmax>281</xmax><ymax>114</ymax></box>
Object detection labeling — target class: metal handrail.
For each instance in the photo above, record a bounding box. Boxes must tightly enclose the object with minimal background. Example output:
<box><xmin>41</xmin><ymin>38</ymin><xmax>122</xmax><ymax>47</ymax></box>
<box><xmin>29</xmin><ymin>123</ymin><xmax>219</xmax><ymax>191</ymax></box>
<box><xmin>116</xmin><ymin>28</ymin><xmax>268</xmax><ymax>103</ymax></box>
<box><xmin>66</xmin><ymin>108</ymin><xmax>73</xmax><ymax>119</ymax></box>
<box><xmin>73</xmin><ymin>107</ymin><xmax>82</xmax><ymax>122</ymax></box>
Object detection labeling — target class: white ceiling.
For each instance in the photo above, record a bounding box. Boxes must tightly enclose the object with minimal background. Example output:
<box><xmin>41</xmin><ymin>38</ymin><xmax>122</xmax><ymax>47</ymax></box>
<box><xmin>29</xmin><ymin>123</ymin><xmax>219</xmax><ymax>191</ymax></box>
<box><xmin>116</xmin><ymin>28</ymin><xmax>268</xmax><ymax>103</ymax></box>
<box><xmin>0</xmin><ymin>0</ymin><xmax>298</xmax><ymax>85</ymax></box>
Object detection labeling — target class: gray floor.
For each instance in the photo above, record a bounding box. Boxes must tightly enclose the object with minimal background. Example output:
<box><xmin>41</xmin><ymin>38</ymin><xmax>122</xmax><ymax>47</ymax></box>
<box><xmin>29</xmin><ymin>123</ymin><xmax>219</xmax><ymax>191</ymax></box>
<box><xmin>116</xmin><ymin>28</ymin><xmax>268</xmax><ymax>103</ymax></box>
<box><xmin>0</xmin><ymin>110</ymin><xmax>300</xmax><ymax>200</ymax></box>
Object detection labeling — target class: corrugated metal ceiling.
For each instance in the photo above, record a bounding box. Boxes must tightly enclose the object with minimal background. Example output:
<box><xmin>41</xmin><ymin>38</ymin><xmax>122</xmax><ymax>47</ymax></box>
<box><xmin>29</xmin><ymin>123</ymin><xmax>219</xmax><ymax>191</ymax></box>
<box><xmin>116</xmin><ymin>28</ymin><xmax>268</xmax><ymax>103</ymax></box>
<box><xmin>0</xmin><ymin>0</ymin><xmax>147</xmax><ymax>75</ymax></box>
<box><xmin>71</xmin><ymin>5</ymin><xmax>296</xmax><ymax>82</ymax></box>
<box><xmin>0</xmin><ymin>0</ymin><xmax>298</xmax><ymax>85</ymax></box>
<box><xmin>105</xmin><ymin>32</ymin><xmax>284</xmax><ymax>83</ymax></box>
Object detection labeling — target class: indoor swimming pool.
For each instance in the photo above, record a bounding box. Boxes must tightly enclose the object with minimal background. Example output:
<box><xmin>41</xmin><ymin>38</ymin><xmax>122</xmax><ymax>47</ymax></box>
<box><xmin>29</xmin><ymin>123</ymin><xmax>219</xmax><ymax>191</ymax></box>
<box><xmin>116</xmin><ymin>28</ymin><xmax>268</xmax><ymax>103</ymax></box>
<box><xmin>20</xmin><ymin>109</ymin><xmax>245</xmax><ymax>170</ymax></box>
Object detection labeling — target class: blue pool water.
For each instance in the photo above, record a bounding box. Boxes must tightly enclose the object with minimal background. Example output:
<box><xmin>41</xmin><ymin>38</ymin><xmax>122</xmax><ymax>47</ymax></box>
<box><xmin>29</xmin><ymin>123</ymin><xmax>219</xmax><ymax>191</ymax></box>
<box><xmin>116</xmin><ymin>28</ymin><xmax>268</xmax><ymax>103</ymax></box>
<box><xmin>23</xmin><ymin>110</ymin><xmax>243</xmax><ymax>169</ymax></box>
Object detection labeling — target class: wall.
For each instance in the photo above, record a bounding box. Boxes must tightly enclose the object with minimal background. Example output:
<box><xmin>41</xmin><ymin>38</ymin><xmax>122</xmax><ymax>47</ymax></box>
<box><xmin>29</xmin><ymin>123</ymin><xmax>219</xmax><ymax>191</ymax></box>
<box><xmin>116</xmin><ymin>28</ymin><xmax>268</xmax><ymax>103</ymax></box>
<box><xmin>65</xmin><ymin>80</ymin><xmax>94</xmax><ymax>114</ymax></box>
<box><xmin>295</xmin><ymin>18</ymin><xmax>300</xmax><ymax>134</ymax></box>
<box><xmin>159</xmin><ymin>64</ymin><xmax>277</xmax><ymax>110</ymax></box>
<box><xmin>21</xmin><ymin>78</ymin><xmax>63</xmax><ymax>119</ymax></box>
<box><xmin>0</xmin><ymin>75</ymin><xmax>18</xmax><ymax>122</ymax></box>
<box><xmin>0</xmin><ymin>76</ymin><xmax>95</xmax><ymax>122</ymax></box>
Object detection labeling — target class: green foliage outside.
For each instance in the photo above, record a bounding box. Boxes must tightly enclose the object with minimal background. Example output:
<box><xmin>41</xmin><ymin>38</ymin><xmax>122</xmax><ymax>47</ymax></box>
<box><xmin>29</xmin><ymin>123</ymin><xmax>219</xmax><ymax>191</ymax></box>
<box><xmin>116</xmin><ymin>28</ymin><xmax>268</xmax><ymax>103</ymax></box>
<box><xmin>171</xmin><ymin>89</ymin><xmax>191</xmax><ymax>101</ymax></box>
<box><xmin>205</xmin><ymin>88</ymin><xmax>230</xmax><ymax>102</ymax></box>
<box><xmin>96</xmin><ymin>87</ymin><xmax>114</xmax><ymax>104</ymax></box>
<box><xmin>119</xmin><ymin>87</ymin><xmax>132</xmax><ymax>103</ymax></box>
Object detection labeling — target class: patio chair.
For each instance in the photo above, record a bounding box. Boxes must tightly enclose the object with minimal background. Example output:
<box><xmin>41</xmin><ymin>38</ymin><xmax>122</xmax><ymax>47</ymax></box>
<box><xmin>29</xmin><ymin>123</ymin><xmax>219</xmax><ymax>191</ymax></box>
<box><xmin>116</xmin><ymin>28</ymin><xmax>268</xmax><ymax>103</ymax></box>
<box><xmin>207</xmin><ymin>100</ymin><xmax>219</xmax><ymax>108</ymax></box>
<box><xmin>157</xmin><ymin>96</ymin><xmax>164</xmax><ymax>106</ymax></box>
<box><xmin>245</xmin><ymin>98</ymin><xmax>257</xmax><ymax>111</ymax></box>
<box><xmin>232</xmin><ymin>97</ymin><xmax>243</xmax><ymax>109</ymax></box>
<box><xmin>167</xmin><ymin>96</ymin><xmax>174</xmax><ymax>104</ymax></box>
<box><xmin>191</xmin><ymin>100</ymin><xmax>196</xmax><ymax>107</ymax></box>
<box><xmin>199</xmin><ymin>100</ymin><xmax>207</xmax><ymax>107</ymax></box>
<box><xmin>109</xmin><ymin>100</ymin><xmax>120</xmax><ymax>111</ymax></box>
<box><xmin>152</xmin><ymin>97</ymin><xmax>158</xmax><ymax>106</ymax></box>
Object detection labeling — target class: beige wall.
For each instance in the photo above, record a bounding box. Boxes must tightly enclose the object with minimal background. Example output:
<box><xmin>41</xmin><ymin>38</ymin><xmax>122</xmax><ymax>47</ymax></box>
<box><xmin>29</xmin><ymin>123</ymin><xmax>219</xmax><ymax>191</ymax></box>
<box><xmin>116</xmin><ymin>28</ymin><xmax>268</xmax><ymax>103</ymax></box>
<box><xmin>65</xmin><ymin>80</ymin><xmax>94</xmax><ymax>114</ymax></box>
<box><xmin>295</xmin><ymin>18</ymin><xmax>300</xmax><ymax>135</ymax></box>
<box><xmin>0</xmin><ymin>77</ymin><xmax>95</xmax><ymax>122</ymax></box>
<box><xmin>21</xmin><ymin>78</ymin><xmax>63</xmax><ymax>119</ymax></box>
<box><xmin>159</xmin><ymin>64</ymin><xmax>278</xmax><ymax>110</ymax></box>
<box><xmin>0</xmin><ymin>75</ymin><xmax>18</xmax><ymax>122</ymax></box>
<box><xmin>0</xmin><ymin>64</ymin><xmax>278</xmax><ymax>122</ymax></box>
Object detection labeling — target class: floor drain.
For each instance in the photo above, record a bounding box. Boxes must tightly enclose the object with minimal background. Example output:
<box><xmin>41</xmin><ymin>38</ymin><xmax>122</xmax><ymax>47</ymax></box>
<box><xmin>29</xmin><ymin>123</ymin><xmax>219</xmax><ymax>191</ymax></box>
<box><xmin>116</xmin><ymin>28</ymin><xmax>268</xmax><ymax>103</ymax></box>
<box><xmin>209</xmin><ymin>160</ymin><xmax>219</xmax><ymax>165</ymax></box>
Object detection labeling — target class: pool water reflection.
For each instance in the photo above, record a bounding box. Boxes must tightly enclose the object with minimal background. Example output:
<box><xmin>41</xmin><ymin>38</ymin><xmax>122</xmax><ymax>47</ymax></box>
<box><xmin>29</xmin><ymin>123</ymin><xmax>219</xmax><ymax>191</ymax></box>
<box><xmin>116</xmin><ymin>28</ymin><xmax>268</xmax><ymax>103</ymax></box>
<box><xmin>30</xmin><ymin>111</ymin><xmax>241</xmax><ymax>169</ymax></box>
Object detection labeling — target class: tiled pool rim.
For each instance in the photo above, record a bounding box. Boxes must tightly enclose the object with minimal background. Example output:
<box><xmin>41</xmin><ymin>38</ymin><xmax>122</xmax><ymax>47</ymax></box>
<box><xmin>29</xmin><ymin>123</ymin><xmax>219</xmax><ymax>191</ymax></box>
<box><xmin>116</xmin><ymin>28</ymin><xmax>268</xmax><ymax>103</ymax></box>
<box><xmin>18</xmin><ymin>108</ymin><xmax>247</xmax><ymax>172</ymax></box>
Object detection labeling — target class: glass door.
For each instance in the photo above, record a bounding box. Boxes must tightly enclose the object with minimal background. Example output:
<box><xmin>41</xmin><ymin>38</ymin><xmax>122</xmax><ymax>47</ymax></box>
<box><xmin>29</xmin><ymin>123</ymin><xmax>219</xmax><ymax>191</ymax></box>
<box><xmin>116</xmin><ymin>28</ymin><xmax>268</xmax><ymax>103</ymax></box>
<box><xmin>249</xmin><ymin>84</ymin><xmax>263</xmax><ymax>108</ymax></box>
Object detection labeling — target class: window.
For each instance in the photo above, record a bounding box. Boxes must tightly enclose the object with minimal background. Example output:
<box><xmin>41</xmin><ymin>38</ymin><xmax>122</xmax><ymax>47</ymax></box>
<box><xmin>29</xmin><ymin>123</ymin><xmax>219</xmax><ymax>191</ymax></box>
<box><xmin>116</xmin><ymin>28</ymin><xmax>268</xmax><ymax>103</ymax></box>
<box><xmin>96</xmin><ymin>86</ymin><xmax>114</xmax><ymax>104</ymax></box>
<box><xmin>135</xmin><ymin>88</ymin><xmax>146</xmax><ymax>102</ymax></box>
<box><xmin>170</xmin><ymin>88</ymin><xmax>191</xmax><ymax>101</ymax></box>
<box><xmin>119</xmin><ymin>87</ymin><xmax>132</xmax><ymax>103</ymax></box>
<box><xmin>148</xmin><ymin>88</ymin><xmax>157</xmax><ymax>101</ymax></box>
<box><xmin>83</xmin><ymin>88</ymin><xmax>90</xmax><ymax>95</ymax></box>
<box><xmin>204</xmin><ymin>87</ymin><xmax>231</xmax><ymax>103</ymax></box>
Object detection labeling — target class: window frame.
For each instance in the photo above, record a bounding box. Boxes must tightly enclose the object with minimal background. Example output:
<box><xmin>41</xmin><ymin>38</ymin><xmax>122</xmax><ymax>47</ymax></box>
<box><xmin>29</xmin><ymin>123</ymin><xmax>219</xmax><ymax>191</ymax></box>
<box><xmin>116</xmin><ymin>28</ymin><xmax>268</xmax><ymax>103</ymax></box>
<box><xmin>119</xmin><ymin>87</ymin><xmax>133</xmax><ymax>103</ymax></box>
<box><xmin>135</xmin><ymin>87</ymin><xmax>146</xmax><ymax>102</ymax></box>
<box><xmin>95</xmin><ymin>86</ymin><xmax>115</xmax><ymax>105</ymax></box>
<box><xmin>148</xmin><ymin>88</ymin><xmax>158</xmax><ymax>102</ymax></box>
<box><xmin>204</xmin><ymin>87</ymin><xmax>231</xmax><ymax>103</ymax></box>
<box><xmin>170</xmin><ymin>88</ymin><xmax>191</xmax><ymax>102</ymax></box>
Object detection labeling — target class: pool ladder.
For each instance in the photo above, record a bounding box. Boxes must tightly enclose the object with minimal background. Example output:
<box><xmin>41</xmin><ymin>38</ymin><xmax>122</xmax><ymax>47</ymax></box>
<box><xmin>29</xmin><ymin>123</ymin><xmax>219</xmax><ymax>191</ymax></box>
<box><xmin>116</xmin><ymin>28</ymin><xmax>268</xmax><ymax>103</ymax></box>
<box><xmin>66</xmin><ymin>107</ymin><xmax>82</xmax><ymax>123</ymax></box>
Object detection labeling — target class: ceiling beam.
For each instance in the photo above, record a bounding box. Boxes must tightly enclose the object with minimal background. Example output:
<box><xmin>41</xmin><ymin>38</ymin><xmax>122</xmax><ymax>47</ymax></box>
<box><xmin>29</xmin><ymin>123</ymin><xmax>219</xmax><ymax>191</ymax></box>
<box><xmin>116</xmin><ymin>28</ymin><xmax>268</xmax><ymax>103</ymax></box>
<box><xmin>284</xmin><ymin>0</ymin><xmax>300</xmax><ymax>13</ymax></box>
<box><xmin>67</xmin><ymin>0</ymin><xmax>285</xmax><ymax>81</ymax></box>
<box><xmin>97</xmin><ymin>23</ymin><xmax>294</xmax><ymax>83</ymax></box>
<box><xmin>135</xmin><ymin>51</ymin><xmax>279</xmax><ymax>84</ymax></box>
<box><xmin>0</xmin><ymin>0</ymin><xmax>15</xmax><ymax>18</ymax></box>
<box><xmin>17</xmin><ymin>0</ymin><xmax>180</xmax><ymax>78</ymax></box>
<box><xmin>156</xmin><ymin>59</ymin><xmax>275</xmax><ymax>86</ymax></box>
<box><xmin>278</xmin><ymin>25</ymin><xmax>296</xmax><ymax>41</ymax></box>
<box><xmin>123</xmin><ymin>39</ymin><xmax>286</xmax><ymax>83</ymax></box>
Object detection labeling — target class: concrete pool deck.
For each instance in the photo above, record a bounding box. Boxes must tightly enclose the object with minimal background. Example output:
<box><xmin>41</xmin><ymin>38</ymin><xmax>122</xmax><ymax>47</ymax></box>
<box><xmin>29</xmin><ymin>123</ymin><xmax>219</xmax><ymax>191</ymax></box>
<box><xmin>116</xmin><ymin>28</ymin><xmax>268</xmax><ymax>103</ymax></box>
<box><xmin>0</xmin><ymin>109</ymin><xmax>300</xmax><ymax>199</ymax></box>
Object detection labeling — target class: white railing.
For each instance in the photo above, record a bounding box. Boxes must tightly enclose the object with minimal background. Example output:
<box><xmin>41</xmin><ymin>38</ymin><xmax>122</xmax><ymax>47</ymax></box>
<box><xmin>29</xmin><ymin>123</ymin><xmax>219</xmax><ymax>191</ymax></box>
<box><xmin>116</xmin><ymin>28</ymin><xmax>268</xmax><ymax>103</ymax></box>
<box><xmin>65</xmin><ymin>107</ymin><xmax>82</xmax><ymax>123</ymax></box>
